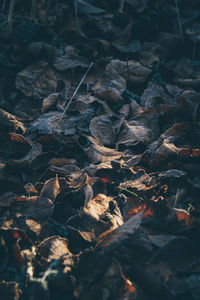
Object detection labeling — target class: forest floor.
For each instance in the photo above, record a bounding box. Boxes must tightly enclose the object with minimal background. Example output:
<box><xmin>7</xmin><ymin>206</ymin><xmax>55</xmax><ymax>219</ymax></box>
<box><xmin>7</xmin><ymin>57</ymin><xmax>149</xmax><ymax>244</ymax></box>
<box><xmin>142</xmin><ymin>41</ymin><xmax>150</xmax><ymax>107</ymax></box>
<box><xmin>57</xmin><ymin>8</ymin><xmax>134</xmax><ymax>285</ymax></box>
<box><xmin>0</xmin><ymin>0</ymin><xmax>200</xmax><ymax>299</ymax></box>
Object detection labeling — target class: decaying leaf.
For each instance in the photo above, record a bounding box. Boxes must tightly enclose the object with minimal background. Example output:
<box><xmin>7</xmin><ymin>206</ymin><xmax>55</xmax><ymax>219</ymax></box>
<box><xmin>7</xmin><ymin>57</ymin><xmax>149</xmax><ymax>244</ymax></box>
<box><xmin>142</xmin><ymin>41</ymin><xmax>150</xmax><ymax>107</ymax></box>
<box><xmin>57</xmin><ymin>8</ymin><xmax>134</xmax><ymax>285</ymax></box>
<box><xmin>153</xmin><ymin>237</ymin><xmax>200</xmax><ymax>269</ymax></box>
<box><xmin>93</xmin><ymin>62</ymin><xmax>126</xmax><ymax>104</ymax></box>
<box><xmin>42</xmin><ymin>93</ymin><xmax>59</xmax><ymax>113</ymax></box>
<box><xmin>16</xmin><ymin>61</ymin><xmax>57</xmax><ymax>99</ymax></box>
<box><xmin>116</xmin><ymin>121</ymin><xmax>152</xmax><ymax>149</ymax></box>
<box><xmin>97</xmin><ymin>212</ymin><xmax>143</xmax><ymax>248</ymax></box>
<box><xmin>53</xmin><ymin>46</ymin><xmax>90</xmax><ymax>71</ymax></box>
<box><xmin>0</xmin><ymin>192</ymin><xmax>15</xmax><ymax>207</ymax></box>
<box><xmin>14</xmin><ymin>196</ymin><xmax>54</xmax><ymax>221</ymax></box>
<box><xmin>7</xmin><ymin>143</ymin><xmax>42</xmax><ymax>167</ymax></box>
<box><xmin>0</xmin><ymin>281</ymin><xmax>21</xmax><ymax>300</ymax></box>
<box><xmin>0</xmin><ymin>109</ymin><xmax>26</xmax><ymax>134</ymax></box>
<box><xmin>89</xmin><ymin>115</ymin><xmax>123</xmax><ymax>146</ymax></box>
<box><xmin>40</xmin><ymin>177</ymin><xmax>60</xmax><ymax>202</ymax></box>
<box><xmin>37</xmin><ymin>236</ymin><xmax>74</xmax><ymax>270</ymax></box>
<box><xmin>86</xmin><ymin>137</ymin><xmax>123</xmax><ymax>164</ymax></box>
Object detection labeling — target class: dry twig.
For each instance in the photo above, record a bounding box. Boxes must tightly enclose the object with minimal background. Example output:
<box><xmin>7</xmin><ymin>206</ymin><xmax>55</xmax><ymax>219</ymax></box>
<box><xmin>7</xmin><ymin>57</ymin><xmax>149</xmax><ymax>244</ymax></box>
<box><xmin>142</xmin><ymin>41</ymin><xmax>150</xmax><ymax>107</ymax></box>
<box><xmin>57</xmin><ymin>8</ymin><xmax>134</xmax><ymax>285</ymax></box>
<box><xmin>175</xmin><ymin>0</ymin><xmax>184</xmax><ymax>42</ymax></box>
<box><xmin>7</xmin><ymin>0</ymin><xmax>15</xmax><ymax>37</ymax></box>
<box><xmin>60</xmin><ymin>62</ymin><xmax>94</xmax><ymax>120</ymax></box>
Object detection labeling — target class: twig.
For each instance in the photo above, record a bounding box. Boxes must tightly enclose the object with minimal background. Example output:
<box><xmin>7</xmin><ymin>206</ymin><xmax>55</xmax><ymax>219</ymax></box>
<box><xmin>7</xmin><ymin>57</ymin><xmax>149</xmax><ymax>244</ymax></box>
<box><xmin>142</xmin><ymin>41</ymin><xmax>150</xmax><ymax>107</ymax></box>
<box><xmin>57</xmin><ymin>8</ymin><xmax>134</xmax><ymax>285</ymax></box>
<box><xmin>7</xmin><ymin>0</ymin><xmax>15</xmax><ymax>38</ymax></box>
<box><xmin>175</xmin><ymin>0</ymin><xmax>184</xmax><ymax>42</ymax></box>
<box><xmin>44</xmin><ymin>0</ymin><xmax>51</xmax><ymax>25</ymax></box>
<box><xmin>59</xmin><ymin>62</ymin><xmax>94</xmax><ymax>120</ymax></box>
<box><xmin>126</xmin><ymin>56</ymin><xmax>129</xmax><ymax>82</ymax></box>
<box><xmin>119</xmin><ymin>0</ymin><xmax>125</xmax><ymax>13</ymax></box>
<box><xmin>2</xmin><ymin>0</ymin><xmax>6</xmax><ymax>11</ymax></box>
<box><xmin>73</xmin><ymin>0</ymin><xmax>88</xmax><ymax>39</ymax></box>
<box><xmin>31</xmin><ymin>0</ymin><xmax>37</xmax><ymax>23</ymax></box>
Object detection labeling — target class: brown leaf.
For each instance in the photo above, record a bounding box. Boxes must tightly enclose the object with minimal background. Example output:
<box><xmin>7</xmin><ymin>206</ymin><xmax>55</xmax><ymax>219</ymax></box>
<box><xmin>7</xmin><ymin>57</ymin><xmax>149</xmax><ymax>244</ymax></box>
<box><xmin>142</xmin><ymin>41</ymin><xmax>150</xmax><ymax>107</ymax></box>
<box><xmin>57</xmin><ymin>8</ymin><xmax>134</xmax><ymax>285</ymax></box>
<box><xmin>24</xmin><ymin>183</ymin><xmax>38</xmax><ymax>195</ymax></box>
<box><xmin>16</xmin><ymin>61</ymin><xmax>57</xmax><ymax>100</ymax></box>
<box><xmin>109</xmin><ymin>59</ymin><xmax>152</xmax><ymax>85</ymax></box>
<box><xmin>86</xmin><ymin>137</ymin><xmax>123</xmax><ymax>164</ymax></box>
<box><xmin>0</xmin><ymin>109</ymin><xmax>26</xmax><ymax>134</ymax></box>
<box><xmin>48</xmin><ymin>158</ymin><xmax>77</xmax><ymax>167</ymax></box>
<box><xmin>37</xmin><ymin>236</ymin><xmax>74</xmax><ymax>271</ymax></box>
<box><xmin>89</xmin><ymin>115</ymin><xmax>123</xmax><ymax>146</ymax></box>
<box><xmin>151</xmin><ymin>139</ymin><xmax>179</xmax><ymax>168</ymax></box>
<box><xmin>97</xmin><ymin>212</ymin><xmax>143</xmax><ymax>249</ymax></box>
<box><xmin>0</xmin><ymin>281</ymin><xmax>21</xmax><ymax>300</ymax></box>
<box><xmin>116</xmin><ymin>121</ymin><xmax>152</xmax><ymax>149</ymax></box>
<box><xmin>152</xmin><ymin>237</ymin><xmax>199</xmax><ymax>269</ymax></box>
<box><xmin>7</xmin><ymin>143</ymin><xmax>42</xmax><ymax>167</ymax></box>
<box><xmin>93</xmin><ymin>62</ymin><xmax>126</xmax><ymax>104</ymax></box>
<box><xmin>66</xmin><ymin>194</ymin><xmax>123</xmax><ymax>246</ymax></box>
<box><xmin>14</xmin><ymin>196</ymin><xmax>54</xmax><ymax>221</ymax></box>
<box><xmin>9</xmin><ymin>133</ymin><xmax>32</xmax><ymax>146</ymax></box>
<box><xmin>0</xmin><ymin>192</ymin><xmax>15</xmax><ymax>207</ymax></box>
<box><xmin>53</xmin><ymin>46</ymin><xmax>90</xmax><ymax>71</ymax></box>
<box><xmin>42</xmin><ymin>93</ymin><xmax>59</xmax><ymax>113</ymax></box>
<box><xmin>40</xmin><ymin>177</ymin><xmax>60</xmax><ymax>202</ymax></box>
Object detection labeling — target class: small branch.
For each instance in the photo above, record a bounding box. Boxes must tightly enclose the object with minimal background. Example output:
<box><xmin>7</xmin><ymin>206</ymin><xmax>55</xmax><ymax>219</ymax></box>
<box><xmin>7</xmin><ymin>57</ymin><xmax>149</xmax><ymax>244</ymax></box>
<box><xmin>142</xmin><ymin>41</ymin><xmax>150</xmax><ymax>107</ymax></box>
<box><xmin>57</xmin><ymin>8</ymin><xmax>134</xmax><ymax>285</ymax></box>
<box><xmin>59</xmin><ymin>62</ymin><xmax>94</xmax><ymax>121</ymax></box>
<box><xmin>2</xmin><ymin>0</ymin><xmax>6</xmax><ymax>11</ymax></box>
<box><xmin>175</xmin><ymin>0</ymin><xmax>184</xmax><ymax>42</ymax></box>
<box><xmin>31</xmin><ymin>0</ymin><xmax>37</xmax><ymax>23</ymax></box>
<box><xmin>7</xmin><ymin>0</ymin><xmax>15</xmax><ymax>38</ymax></box>
<box><xmin>119</xmin><ymin>0</ymin><xmax>125</xmax><ymax>13</ymax></box>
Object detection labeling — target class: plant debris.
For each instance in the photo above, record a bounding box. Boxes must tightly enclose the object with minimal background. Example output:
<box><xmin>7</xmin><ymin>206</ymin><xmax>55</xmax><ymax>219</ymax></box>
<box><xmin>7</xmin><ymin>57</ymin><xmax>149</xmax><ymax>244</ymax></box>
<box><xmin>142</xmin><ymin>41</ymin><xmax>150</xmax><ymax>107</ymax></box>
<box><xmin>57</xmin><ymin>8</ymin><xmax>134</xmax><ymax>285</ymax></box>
<box><xmin>0</xmin><ymin>0</ymin><xmax>200</xmax><ymax>299</ymax></box>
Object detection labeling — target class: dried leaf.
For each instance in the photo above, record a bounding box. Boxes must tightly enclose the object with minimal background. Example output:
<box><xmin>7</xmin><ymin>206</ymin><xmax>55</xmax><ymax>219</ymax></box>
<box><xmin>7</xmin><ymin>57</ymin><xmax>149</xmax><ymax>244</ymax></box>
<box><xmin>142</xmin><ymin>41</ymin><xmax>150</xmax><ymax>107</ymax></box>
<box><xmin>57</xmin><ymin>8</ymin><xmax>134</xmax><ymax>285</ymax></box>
<box><xmin>42</xmin><ymin>93</ymin><xmax>59</xmax><ymax>113</ymax></box>
<box><xmin>109</xmin><ymin>59</ymin><xmax>152</xmax><ymax>85</ymax></box>
<box><xmin>0</xmin><ymin>281</ymin><xmax>21</xmax><ymax>300</ymax></box>
<box><xmin>86</xmin><ymin>137</ymin><xmax>123</xmax><ymax>164</ymax></box>
<box><xmin>116</xmin><ymin>121</ymin><xmax>152</xmax><ymax>149</ymax></box>
<box><xmin>9</xmin><ymin>133</ymin><xmax>32</xmax><ymax>146</ymax></box>
<box><xmin>53</xmin><ymin>46</ymin><xmax>89</xmax><ymax>71</ymax></box>
<box><xmin>48</xmin><ymin>158</ymin><xmax>77</xmax><ymax>167</ymax></box>
<box><xmin>89</xmin><ymin>115</ymin><xmax>123</xmax><ymax>146</ymax></box>
<box><xmin>97</xmin><ymin>212</ymin><xmax>143</xmax><ymax>248</ymax></box>
<box><xmin>7</xmin><ymin>143</ymin><xmax>42</xmax><ymax>167</ymax></box>
<box><xmin>0</xmin><ymin>109</ymin><xmax>26</xmax><ymax>134</ymax></box>
<box><xmin>14</xmin><ymin>196</ymin><xmax>54</xmax><ymax>221</ymax></box>
<box><xmin>153</xmin><ymin>237</ymin><xmax>200</xmax><ymax>269</ymax></box>
<box><xmin>16</xmin><ymin>61</ymin><xmax>57</xmax><ymax>99</ymax></box>
<box><xmin>40</xmin><ymin>177</ymin><xmax>60</xmax><ymax>202</ymax></box>
<box><xmin>37</xmin><ymin>236</ymin><xmax>73</xmax><ymax>269</ymax></box>
<box><xmin>0</xmin><ymin>192</ymin><xmax>15</xmax><ymax>207</ymax></box>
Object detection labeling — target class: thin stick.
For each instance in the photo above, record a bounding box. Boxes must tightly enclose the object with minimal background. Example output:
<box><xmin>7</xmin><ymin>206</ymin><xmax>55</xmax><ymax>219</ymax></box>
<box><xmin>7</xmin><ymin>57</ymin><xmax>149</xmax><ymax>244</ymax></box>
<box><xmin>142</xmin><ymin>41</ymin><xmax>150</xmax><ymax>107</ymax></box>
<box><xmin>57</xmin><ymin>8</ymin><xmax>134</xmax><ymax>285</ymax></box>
<box><xmin>174</xmin><ymin>188</ymin><xmax>180</xmax><ymax>208</ymax></box>
<box><xmin>31</xmin><ymin>0</ymin><xmax>37</xmax><ymax>22</ymax></box>
<box><xmin>7</xmin><ymin>0</ymin><xmax>15</xmax><ymax>37</ymax></box>
<box><xmin>175</xmin><ymin>0</ymin><xmax>184</xmax><ymax>42</ymax></box>
<box><xmin>59</xmin><ymin>62</ymin><xmax>94</xmax><ymax>120</ymax></box>
<box><xmin>119</xmin><ymin>0</ymin><xmax>125</xmax><ymax>13</ymax></box>
<box><xmin>2</xmin><ymin>0</ymin><xmax>6</xmax><ymax>11</ymax></box>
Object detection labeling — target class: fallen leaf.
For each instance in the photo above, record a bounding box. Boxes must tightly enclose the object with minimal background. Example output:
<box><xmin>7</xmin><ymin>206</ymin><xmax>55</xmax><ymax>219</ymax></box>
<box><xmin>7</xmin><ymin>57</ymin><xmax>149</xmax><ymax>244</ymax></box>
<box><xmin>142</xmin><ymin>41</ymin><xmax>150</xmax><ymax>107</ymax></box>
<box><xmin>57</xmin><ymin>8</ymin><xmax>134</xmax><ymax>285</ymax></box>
<box><xmin>89</xmin><ymin>115</ymin><xmax>123</xmax><ymax>146</ymax></box>
<box><xmin>0</xmin><ymin>109</ymin><xmax>26</xmax><ymax>134</ymax></box>
<box><xmin>7</xmin><ymin>143</ymin><xmax>42</xmax><ymax>167</ymax></box>
<box><xmin>0</xmin><ymin>281</ymin><xmax>21</xmax><ymax>300</ymax></box>
<box><xmin>16</xmin><ymin>61</ymin><xmax>57</xmax><ymax>99</ymax></box>
<box><xmin>97</xmin><ymin>212</ymin><xmax>143</xmax><ymax>248</ymax></box>
<box><xmin>42</xmin><ymin>93</ymin><xmax>59</xmax><ymax>113</ymax></box>
<box><xmin>116</xmin><ymin>121</ymin><xmax>152</xmax><ymax>149</ymax></box>
<box><xmin>40</xmin><ymin>177</ymin><xmax>60</xmax><ymax>202</ymax></box>
<box><xmin>0</xmin><ymin>192</ymin><xmax>15</xmax><ymax>207</ymax></box>
<box><xmin>37</xmin><ymin>236</ymin><xmax>73</xmax><ymax>269</ymax></box>
<box><xmin>53</xmin><ymin>46</ymin><xmax>90</xmax><ymax>71</ymax></box>
<box><xmin>14</xmin><ymin>196</ymin><xmax>54</xmax><ymax>221</ymax></box>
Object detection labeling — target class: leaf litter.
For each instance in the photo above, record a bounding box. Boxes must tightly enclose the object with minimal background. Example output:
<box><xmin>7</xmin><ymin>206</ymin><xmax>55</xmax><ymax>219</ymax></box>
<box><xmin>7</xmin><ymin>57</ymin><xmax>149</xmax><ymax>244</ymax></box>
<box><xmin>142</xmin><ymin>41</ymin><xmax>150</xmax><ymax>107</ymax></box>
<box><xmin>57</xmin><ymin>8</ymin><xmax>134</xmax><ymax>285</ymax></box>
<box><xmin>0</xmin><ymin>0</ymin><xmax>200</xmax><ymax>299</ymax></box>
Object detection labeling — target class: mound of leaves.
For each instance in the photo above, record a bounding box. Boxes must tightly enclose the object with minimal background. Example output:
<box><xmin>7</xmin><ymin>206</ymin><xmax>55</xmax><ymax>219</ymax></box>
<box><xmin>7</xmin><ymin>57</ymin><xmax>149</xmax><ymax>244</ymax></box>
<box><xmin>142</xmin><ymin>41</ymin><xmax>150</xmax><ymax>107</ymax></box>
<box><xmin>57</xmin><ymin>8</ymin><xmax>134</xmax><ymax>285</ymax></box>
<box><xmin>0</xmin><ymin>0</ymin><xmax>200</xmax><ymax>299</ymax></box>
